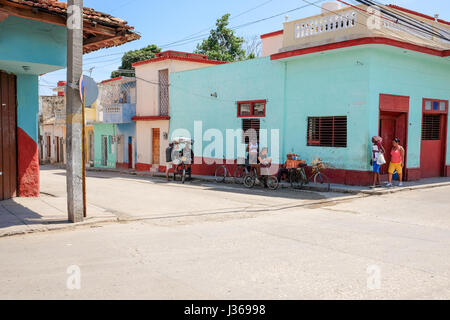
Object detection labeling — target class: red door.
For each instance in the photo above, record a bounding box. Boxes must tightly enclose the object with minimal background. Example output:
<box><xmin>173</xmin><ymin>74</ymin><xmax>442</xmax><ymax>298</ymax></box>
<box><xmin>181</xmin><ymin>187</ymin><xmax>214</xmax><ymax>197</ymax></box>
<box><xmin>379</xmin><ymin>94</ymin><xmax>409</xmax><ymax>178</ymax></box>
<box><xmin>379</xmin><ymin>113</ymin><xmax>407</xmax><ymax>175</ymax></box>
<box><xmin>128</xmin><ymin>143</ymin><xmax>133</xmax><ymax>169</ymax></box>
<box><xmin>0</xmin><ymin>71</ymin><xmax>17</xmax><ymax>201</ymax></box>
<box><xmin>420</xmin><ymin>100</ymin><xmax>448</xmax><ymax>178</ymax></box>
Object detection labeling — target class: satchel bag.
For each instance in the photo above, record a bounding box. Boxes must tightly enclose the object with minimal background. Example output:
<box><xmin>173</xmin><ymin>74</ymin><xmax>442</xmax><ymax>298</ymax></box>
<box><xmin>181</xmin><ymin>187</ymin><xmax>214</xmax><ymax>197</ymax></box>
<box><xmin>377</xmin><ymin>153</ymin><xmax>386</xmax><ymax>165</ymax></box>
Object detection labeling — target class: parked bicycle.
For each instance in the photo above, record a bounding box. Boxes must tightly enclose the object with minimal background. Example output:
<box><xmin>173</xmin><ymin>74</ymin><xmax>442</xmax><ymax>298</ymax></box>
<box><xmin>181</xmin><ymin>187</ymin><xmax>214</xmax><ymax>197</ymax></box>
<box><xmin>243</xmin><ymin>166</ymin><xmax>279</xmax><ymax>190</ymax></box>
<box><xmin>289</xmin><ymin>158</ymin><xmax>331</xmax><ymax>192</ymax></box>
<box><xmin>214</xmin><ymin>159</ymin><xmax>250</xmax><ymax>184</ymax></box>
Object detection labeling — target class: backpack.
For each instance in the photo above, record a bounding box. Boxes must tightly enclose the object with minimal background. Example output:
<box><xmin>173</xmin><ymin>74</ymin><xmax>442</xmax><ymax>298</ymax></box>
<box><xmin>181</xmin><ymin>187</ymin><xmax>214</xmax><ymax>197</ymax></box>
<box><xmin>166</xmin><ymin>146</ymin><xmax>173</xmax><ymax>162</ymax></box>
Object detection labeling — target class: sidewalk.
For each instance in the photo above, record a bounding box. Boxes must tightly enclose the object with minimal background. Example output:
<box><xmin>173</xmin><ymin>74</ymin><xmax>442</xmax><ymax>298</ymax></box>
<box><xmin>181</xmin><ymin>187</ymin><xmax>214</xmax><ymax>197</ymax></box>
<box><xmin>87</xmin><ymin>166</ymin><xmax>450</xmax><ymax>195</ymax></box>
<box><xmin>0</xmin><ymin>196</ymin><xmax>116</xmax><ymax>238</ymax></box>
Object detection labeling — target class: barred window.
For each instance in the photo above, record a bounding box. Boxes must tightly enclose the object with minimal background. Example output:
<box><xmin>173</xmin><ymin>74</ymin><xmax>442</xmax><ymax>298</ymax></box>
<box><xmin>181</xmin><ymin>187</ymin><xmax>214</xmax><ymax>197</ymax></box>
<box><xmin>242</xmin><ymin>119</ymin><xmax>260</xmax><ymax>144</ymax></box>
<box><xmin>307</xmin><ymin>116</ymin><xmax>347</xmax><ymax>148</ymax></box>
<box><xmin>422</xmin><ymin>115</ymin><xmax>441</xmax><ymax>141</ymax></box>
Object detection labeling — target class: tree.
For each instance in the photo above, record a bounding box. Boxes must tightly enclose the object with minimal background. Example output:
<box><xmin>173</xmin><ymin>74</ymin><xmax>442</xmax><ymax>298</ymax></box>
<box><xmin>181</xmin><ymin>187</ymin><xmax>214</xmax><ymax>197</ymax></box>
<box><xmin>111</xmin><ymin>44</ymin><xmax>161</xmax><ymax>78</ymax></box>
<box><xmin>195</xmin><ymin>14</ymin><xmax>250</xmax><ymax>62</ymax></box>
<box><xmin>244</xmin><ymin>35</ymin><xmax>262</xmax><ymax>59</ymax></box>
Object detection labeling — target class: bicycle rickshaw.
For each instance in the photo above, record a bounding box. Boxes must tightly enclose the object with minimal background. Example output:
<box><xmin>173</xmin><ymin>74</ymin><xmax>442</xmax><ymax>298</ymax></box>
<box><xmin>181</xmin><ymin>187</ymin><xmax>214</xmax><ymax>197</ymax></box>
<box><xmin>171</xmin><ymin>137</ymin><xmax>194</xmax><ymax>184</ymax></box>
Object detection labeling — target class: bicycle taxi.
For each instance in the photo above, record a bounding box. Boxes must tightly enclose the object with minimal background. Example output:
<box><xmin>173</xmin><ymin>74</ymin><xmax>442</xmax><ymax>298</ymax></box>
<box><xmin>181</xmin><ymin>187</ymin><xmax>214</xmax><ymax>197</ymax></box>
<box><xmin>171</xmin><ymin>137</ymin><xmax>194</xmax><ymax>184</ymax></box>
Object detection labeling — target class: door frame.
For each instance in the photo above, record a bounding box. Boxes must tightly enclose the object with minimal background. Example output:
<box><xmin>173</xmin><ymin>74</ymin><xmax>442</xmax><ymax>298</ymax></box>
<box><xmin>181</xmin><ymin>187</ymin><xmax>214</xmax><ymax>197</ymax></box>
<box><xmin>420</xmin><ymin>98</ymin><xmax>448</xmax><ymax>177</ymax></box>
<box><xmin>378</xmin><ymin>94</ymin><xmax>410</xmax><ymax>179</ymax></box>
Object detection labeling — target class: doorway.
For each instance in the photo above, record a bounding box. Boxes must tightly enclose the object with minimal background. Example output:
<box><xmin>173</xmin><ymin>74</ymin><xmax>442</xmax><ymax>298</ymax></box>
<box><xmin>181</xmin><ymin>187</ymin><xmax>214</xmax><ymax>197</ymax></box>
<box><xmin>56</xmin><ymin>137</ymin><xmax>60</xmax><ymax>163</ymax></box>
<box><xmin>102</xmin><ymin>136</ymin><xmax>108</xmax><ymax>167</ymax></box>
<box><xmin>0</xmin><ymin>71</ymin><xmax>17</xmax><ymax>201</ymax></box>
<box><xmin>152</xmin><ymin>128</ymin><xmax>160</xmax><ymax>165</ymax></box>
<box><xmin>420</xmin><ymin>99</ymin><xmax>448</xmax><ymax>178</ymax></box>
<box><xmin>128</xmin><ymin>136</ymin><xmax>133</xmax><ymax>169</ymax></box>
<box><xmin>379</xmin><ymin>94</ymin><xmax>409</xmax><ymax>177</ymax></box>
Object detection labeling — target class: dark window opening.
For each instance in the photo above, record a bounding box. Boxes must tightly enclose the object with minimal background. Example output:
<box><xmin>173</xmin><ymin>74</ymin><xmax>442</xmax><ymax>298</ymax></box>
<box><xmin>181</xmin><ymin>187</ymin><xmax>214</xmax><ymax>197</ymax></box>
<box><xmin>242</xmin><ymin>119</ymin><xmax>260</xmax><ymax>144</ymax></box>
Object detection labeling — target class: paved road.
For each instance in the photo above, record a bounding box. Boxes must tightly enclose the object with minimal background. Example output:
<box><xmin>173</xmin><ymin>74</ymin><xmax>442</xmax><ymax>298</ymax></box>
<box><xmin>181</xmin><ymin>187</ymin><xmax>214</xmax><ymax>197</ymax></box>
<box><xmin>0</xmin><ymin>167</ymin><xmax>449</xmax><ymax>299</ymax></box>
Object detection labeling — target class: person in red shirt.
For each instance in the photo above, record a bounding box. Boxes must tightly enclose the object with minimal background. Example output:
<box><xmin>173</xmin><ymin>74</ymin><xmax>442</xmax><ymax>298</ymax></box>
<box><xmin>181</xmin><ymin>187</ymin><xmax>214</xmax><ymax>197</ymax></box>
<box><xmin>386</xmin><ymin>138</ymin><xmax>405</xmax><ymax>187</ymax></box>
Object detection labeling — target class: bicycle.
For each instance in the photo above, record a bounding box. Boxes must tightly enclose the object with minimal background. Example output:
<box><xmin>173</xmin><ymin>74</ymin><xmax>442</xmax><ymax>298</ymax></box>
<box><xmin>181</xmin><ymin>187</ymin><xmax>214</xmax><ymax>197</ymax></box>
<box><xmin>243</xmin><ymin>166</ymin><xmax>279</xmax><ymax>190</ymax></box>
<box><xmin>215</xmin><ymin>159</ymin><xmax>250</xmax><ymax>184</ymax></box>
<box><xmin>173</xmin><ymin>157</ymin><xmax>192</xmax><ymax>184</ymax></box>
<box><xmin>289</xmin><ymin>159</ymin><xmax>331</xmax><ymax>192</ymax></box>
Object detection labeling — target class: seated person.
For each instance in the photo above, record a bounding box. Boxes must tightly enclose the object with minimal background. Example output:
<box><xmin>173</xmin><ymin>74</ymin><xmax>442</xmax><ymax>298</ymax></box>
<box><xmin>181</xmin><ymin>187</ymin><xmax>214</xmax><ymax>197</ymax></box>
<box><xmin>258</xmin><ymin>148</ymin><xmax>272</xmax><ymax>177</ymax></box>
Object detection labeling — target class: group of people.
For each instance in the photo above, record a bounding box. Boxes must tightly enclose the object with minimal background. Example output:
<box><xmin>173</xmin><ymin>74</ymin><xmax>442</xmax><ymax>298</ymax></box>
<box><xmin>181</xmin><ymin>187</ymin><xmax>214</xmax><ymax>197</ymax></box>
<box><xmin>371</xmin><ymin>137</ymin><xmax>405</xmax><ymax>188</ymax></box>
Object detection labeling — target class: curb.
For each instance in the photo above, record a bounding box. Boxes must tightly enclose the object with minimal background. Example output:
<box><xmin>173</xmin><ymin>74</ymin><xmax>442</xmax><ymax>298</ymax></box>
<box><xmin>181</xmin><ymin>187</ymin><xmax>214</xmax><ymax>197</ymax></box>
<box><xmin>87</xmin><ymin>167</ymin><xmax>450</xmax><ymax>195</ymax></box>
<box><xmin>0</xmin><ymin>217</ymin><xmax>118</xmax><ymax>239</ymax></box>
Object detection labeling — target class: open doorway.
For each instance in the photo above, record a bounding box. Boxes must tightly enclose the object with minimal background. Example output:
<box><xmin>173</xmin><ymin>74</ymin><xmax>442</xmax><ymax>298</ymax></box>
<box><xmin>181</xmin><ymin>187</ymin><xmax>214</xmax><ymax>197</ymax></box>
<box><xmin>379</xmin><ymin>94</ymin><xmax>409</xmax><ymax>179</ymax></box>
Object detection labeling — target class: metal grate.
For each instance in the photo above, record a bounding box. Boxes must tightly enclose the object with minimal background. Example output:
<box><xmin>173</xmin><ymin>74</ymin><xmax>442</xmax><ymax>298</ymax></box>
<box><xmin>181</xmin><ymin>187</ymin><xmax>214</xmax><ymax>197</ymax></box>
<box><xmin>242</xmin><ymin>119</ymin><xmax>260</xmax><ymax>144</ymax></box>
<box><xmin>422</xmin><ymin>115</ymin><xmax>441</xmax><ymax>141</ymax></box>
<box><xmin>158</xmin><ymin>69</ymin><xmax>169</xmax><ymax>116</ymax></box>
<box><xmin>307</xmin><ymin>116</ymin><xmax>347</xmax><ymax>148</ymax></box>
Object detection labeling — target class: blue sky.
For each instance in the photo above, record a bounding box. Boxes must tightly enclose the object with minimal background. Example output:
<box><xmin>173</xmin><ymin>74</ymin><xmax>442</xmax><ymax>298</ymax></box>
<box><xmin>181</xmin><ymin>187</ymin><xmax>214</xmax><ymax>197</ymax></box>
<box><xmin>39</xmin><ymin>0</ymin><xmax>450</xmax><ymax>95</ymax></box>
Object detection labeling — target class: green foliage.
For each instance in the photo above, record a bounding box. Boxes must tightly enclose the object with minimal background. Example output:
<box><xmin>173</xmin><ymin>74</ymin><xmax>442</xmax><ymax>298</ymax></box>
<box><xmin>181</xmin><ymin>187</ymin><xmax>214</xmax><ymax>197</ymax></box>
<box><xmin>111</xmin><ymin>44</ymin><xmax>161</xmax><ymax>78</ymax></box>
<box><xmin>195</xmin><ymin>14</ymin><xmax>251</xmax><ymax>62</ymax></box>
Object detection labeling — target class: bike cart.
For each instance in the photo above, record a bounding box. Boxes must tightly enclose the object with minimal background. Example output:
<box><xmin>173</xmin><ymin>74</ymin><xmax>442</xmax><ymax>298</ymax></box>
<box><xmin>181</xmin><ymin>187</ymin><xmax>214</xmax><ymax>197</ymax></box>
<box><xmin>171</xmin><ymin>137</ymin><xmax>194</xmax><ymax>184</ymax></box>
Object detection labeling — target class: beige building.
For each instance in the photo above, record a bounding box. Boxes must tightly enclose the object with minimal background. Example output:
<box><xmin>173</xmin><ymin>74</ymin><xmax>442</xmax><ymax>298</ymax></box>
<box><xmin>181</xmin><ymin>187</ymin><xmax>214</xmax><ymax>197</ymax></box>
<box><xmin>261</xmin><ymin>2</ymin><xmax>449</xmax><ymax>57</ymax></box>
<box><xmin>132</xmin><ymin>51</ymin><xmax>225</xmax><ymax>172</ymax></box>
<box><xmin>39</xmin><ymin>82</ymin><xmax>98</xmax><ymax>166</ymax></box>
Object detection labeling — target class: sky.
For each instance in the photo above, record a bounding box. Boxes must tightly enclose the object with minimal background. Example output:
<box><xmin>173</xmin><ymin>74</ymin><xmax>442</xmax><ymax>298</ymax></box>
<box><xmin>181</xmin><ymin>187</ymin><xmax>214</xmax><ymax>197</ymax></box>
<box><xmin>39</xmin><ymin>0</ymin><xmax>450</xmax><ymax>95</ymax></box>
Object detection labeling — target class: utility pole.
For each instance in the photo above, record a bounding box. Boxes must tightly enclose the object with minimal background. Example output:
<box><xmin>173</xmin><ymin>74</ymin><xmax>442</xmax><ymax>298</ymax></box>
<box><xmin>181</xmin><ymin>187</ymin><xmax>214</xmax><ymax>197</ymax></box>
<box><xmin>66</xmin><ymin>0</ymin><xmax>84</xmax><ymax>223</ymax></box>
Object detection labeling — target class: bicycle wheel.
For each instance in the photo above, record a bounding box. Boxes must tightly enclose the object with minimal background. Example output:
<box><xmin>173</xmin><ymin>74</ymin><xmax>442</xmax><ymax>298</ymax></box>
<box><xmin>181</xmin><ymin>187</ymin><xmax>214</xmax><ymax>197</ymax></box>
<box><xmin>243</xmin><ymin>175</ymin><xmax>255</xmax><ymax>188</ymax></box>
<box><xmin>314</xmin><ymin>173</ymin><xmax>331</xmax><ymax>192</ymax></box>
<box><xmin>233</xmin><ymin>166</ymin><xmax>246</xmax><ymax>184</ymax></box>
<box><xmin>290</xmin><ymin>169</ymin><xmax>305</xmax><ymax>189</ymax></box>
<box><xmin>267</xmin><ymin>176</ymin><xmax>279</xmax><ymax>190</ymax></box>
<box><xmin>214</xmin><ymin>165</ymin><xmax>227</xmax><ymax>183</ymax></box>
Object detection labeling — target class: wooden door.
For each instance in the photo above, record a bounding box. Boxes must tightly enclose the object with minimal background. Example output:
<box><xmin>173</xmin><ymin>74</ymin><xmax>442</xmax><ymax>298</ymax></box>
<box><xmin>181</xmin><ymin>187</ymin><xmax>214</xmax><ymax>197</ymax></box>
<box><xmin>152</xmin><ymin>128</ymin><xmax>160</xmax><ymax>165</ymax></box>
<box><xmin>56</xmin><ymin>137</ymin><xmax>60</xmax><ymax>163</ymax></box>
<box><xmin>0</xmin><ymin>71</ymin><xmax>17</xmax><ymax>201</ymax></box>
<box><xmin>47</xmin><ymin>135</ymin><xmax>51</xmax><ymax>159</ymax></box>
<box><xmin>102</xmin><ymin>136</ymin><xmax>108</xmax><ymax>166</ymax></box>
<box><xmin>421</xmin><ymin>114</ymin><xmax>446</xmax><ymax>178</ymax></box>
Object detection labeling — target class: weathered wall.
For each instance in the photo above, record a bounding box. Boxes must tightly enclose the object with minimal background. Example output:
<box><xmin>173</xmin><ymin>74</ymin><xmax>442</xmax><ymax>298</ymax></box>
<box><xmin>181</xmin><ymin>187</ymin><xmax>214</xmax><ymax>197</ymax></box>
<box><xmin>0</xmin><ymin>16</ymin><xmax>66</xmax><ymax>75</ymax></box>
<box><xmin>93</xmin><ymin>123</ymin><xmax>116</xmax><ymax>168</ymax></box>
<box><xmin>169</xmin><ymin>45</ymin><xmax>450</xmax><ymax>183</ymax></box>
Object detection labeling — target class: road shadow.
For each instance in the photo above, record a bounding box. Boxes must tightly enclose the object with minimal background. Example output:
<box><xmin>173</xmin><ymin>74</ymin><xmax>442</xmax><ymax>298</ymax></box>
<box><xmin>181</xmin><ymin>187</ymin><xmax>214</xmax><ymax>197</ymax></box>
<box><xmin>0</xmin><ymin>199</ymin><xmax>69</xmax><ymax>232</ymax></box>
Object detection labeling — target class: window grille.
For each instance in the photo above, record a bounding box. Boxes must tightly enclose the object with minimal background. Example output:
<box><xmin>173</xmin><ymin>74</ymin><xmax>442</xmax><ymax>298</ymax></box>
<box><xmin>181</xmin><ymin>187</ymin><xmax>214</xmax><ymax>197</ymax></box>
<box><xmin>307</xmin><ymin>116</ymin><xmax>347</xmax><ymax>148</ymax></box>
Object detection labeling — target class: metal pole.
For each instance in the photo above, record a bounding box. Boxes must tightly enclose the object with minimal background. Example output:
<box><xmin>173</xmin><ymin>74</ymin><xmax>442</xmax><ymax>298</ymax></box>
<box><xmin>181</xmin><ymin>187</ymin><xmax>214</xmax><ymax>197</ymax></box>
<box><xmin>82</xmin><ymin>87</ymin><xmax>87</xmax><ymax>218</ymax></box>
<box><xmin>66</xmin><ymin>0</ymin><xmax>84</xmax><ymax>223</ymax></box>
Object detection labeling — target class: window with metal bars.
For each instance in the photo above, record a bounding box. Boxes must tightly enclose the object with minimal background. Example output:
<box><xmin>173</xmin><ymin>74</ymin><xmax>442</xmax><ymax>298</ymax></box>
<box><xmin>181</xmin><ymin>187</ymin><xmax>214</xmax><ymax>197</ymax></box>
<box><xmin>307</xmin><ymin>116</ymin><xmax>347</xmax><ymax>148</ymax></box>
<box><xmin>242</xmin><ymin>119</ymin><xmax>260</xmax><ymax>144</ymax></box>
<box><xmin>422</xmin><ymin>115</ymin><xmax>441</xmax><ymax>141</ymax></box>
<box><xmin>158</xmin><ymin>69</ymin><xmax>169</xmax><ymax>116</ymax></box>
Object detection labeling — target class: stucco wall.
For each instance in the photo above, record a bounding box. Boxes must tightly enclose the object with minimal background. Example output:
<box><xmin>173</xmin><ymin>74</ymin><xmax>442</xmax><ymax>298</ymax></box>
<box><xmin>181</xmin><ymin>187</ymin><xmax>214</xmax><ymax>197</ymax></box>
<box><xmin>170</xmin><ymin>46</ymin><xmax>450</xmax><ymax>176</ymax></box>
<box><xmin>367</xmin><ymin>46</ymin><xmax>450</xmax><ymax>168</ymax></box>
<box><xmin>136</xmin><ymin>120</ymin><xmax>170</xmax><ymax>166</ymax></box>
<box><xmin>116</xmin><ymin>123</ymin><xmax>137</xmax><ymax>167</ymax></box>
<box><xmin>170</xmin><ymin>57</ymin><xmax>286</xmax><ymax>162</ymax></box>
<box><xmin>262</xmin><ymin>34</ymin><xmax>283</xmax><ymax>57</ymax></box>
<box><xmin>93</xmin><ymin>123</ymin><xmax>116</xmax><ymax>168</ymax></box>
<box><xmin>0</xmin><ymin>16</ymin><xmax>66</xmax><ymax>75</ymax></box>
<box><xmin>135</xmin><ymin>60</ymin><xmax>220</xmax><ymax>117</ymax></box>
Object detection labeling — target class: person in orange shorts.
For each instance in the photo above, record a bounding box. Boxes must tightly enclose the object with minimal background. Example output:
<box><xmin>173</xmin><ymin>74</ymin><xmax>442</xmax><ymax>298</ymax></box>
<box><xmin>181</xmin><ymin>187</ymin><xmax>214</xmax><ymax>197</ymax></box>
<box><xmin>386</xmin><ymin>138</ymin><xmax>405</xmax><ymax>187</ymax></box>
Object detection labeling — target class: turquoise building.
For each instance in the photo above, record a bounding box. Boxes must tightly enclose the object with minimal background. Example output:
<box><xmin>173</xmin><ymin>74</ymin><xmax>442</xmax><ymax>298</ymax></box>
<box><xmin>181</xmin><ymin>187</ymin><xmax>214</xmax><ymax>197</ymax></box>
<box><xmin>0</xmin><ymin>0</ymin><xmax>138</xmax><ymax>200</ymax></box>
<box><xmin>170</xmin><ymin>4</ymin><xmax>450</xmax><ymax>185</ymax></box>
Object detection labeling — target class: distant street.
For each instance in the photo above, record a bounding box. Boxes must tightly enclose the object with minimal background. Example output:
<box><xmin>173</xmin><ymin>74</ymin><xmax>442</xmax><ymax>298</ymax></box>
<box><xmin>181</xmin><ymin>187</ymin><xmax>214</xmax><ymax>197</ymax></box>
<box><xmin>0</xmin><ymin>167</ymin><xmax>449</xmax><ymax>299</ymax></box>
